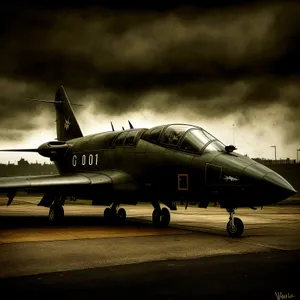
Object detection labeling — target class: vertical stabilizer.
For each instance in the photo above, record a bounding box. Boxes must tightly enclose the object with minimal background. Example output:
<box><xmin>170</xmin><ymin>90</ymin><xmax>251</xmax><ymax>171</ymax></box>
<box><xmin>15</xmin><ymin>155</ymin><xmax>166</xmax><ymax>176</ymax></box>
<box><xmin>55</xmin><ymin>86</ymin><xmax>83</xmax><ymax>141</ymax></box>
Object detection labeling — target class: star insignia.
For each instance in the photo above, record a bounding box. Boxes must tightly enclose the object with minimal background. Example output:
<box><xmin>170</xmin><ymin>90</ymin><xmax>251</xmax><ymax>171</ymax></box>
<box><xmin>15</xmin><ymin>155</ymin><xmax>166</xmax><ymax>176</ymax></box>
<box><xmin>64</xmin><ymin>117</ymin><xmax>71</xmax><ymax>131</ymax></box>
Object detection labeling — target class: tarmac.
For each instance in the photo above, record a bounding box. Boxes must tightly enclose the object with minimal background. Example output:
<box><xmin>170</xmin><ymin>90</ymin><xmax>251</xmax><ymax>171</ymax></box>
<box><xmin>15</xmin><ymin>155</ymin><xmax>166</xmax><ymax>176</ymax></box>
<box><xmin>0</xmin><ymin>196</ymin><xmax>299</xmax><ymax>299</ymax></box>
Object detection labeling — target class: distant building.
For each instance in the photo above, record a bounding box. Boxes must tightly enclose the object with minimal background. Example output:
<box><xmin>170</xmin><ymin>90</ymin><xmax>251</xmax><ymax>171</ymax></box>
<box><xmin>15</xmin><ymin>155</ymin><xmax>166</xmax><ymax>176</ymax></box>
<box><xmin>0</xmin><ymin>158</ymin><xmax>57</xmax><ymax>177</ymax></box>
<box><xmin>253</xmin><ymin>158</ymin><xmax>297</xmax><ymax>165</ymax></box>
<box><xmin>18</xmin><ymin>158</ymin><xmax>30</xmax><ymax>167</ymax></box>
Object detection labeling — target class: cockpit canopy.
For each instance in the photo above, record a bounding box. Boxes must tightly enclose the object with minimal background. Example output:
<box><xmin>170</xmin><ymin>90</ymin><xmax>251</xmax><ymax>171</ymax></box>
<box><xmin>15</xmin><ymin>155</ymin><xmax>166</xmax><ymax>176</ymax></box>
<box><xmin>142</xmin><ymin>124</ymin><xmax>225</xmax><ymax>154</ymax></box>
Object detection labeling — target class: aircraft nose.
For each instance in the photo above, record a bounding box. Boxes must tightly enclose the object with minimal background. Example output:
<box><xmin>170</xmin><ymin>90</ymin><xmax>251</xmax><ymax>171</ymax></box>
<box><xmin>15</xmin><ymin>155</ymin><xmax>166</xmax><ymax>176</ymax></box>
<box><xmin>243</xmin><ymin>162</ymin><xmax>297</xmax><ymax>203</ymax></box>
<box><xmin>263</xmin><ymin>171</ymin><xmax>297</xmax><ymax>200</ymax></box>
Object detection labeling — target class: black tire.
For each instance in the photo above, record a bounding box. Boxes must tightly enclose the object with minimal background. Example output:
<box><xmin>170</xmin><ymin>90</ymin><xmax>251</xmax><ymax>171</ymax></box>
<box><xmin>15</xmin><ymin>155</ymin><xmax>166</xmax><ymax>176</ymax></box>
<box><xmin>152</xmin><ymin>208</ymin><xmax>161</xmax><ymax>227</ymax></box>
<box><xmin>117</xmin><ymin>208</ymin><xmax>126</xmax><ymax>220</ymax></box>
<box><xmin>104</xmin><ymin>207</ymin><xmax>112</xmax><ymax>219</ymax></box>
<box><xmin>48</xmin><ymin>205</ymin><xmax>64</xmax><ymax>223</ymax></box>
<box><xmin>49</xmin><ymin>206</ymin><xmax>56</xmax><ymax>222</ymax></box>
<box><xmin>160</xmin><ymin>207</ymin><xmax>170</xmax><ymax>227</ymax></box>
<box><xmin>226</xmin><ymin>217</ymin><xmax>244</xmax><ymax>237</ymax></box>
<box><xmin>57</xmin><ymin>205</ymin><xmax>64</xmax><ymax>219</ymax></box>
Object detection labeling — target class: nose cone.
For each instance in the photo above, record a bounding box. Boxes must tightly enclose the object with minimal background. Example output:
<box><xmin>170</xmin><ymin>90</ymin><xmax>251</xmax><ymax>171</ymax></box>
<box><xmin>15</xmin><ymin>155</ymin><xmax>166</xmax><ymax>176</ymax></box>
<box><xmin>263</xmin><ymin>171</ymin><xmax>297</xmax><ymax>201</ymax></box>
<box><xmin>243</xmin><ymin>162</ymin><xmax>297</xmax><ymax>204</ymax></box>
<box><xmin>212</xmin><ymin>153</ymin><xmax>297</xmax><ymax>205</ymax></box>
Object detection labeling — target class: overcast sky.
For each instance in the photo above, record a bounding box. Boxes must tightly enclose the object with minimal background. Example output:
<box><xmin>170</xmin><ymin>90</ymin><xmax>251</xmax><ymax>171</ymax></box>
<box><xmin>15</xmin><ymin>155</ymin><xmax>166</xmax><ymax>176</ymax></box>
<box><xmin>0</xmin><ymin>1</ymin><xmax>300</xmax><ymax>163</ymax></box>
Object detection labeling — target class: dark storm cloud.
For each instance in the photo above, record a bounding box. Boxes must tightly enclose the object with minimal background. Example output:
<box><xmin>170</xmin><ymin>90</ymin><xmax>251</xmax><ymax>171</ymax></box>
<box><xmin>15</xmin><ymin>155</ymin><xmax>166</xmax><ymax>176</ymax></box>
<box><xmin>0</xmin><ymin>1</ymin><xmax>300</xmax><ymax>142</ymax></box>
<box><xmin>0</xmin><ymin>79</ymin><xmax>55</xmax><ymax>141</ymax></box>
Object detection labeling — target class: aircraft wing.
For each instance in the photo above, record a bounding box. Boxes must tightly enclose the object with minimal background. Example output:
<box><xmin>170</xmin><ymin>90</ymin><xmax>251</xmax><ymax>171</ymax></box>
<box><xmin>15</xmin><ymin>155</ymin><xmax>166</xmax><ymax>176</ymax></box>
<box><xmin>0</xmin><ymin>171</ymin><xmax>138</xmax><ymax>206</ymax></box>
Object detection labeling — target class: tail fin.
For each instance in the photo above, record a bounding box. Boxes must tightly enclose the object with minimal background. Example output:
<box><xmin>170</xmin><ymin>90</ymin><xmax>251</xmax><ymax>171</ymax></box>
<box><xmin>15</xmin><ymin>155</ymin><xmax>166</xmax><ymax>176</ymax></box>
<box><xmin>55</xmin><ymin>86</ymin><xmax>83</xmax><ymax>141</ymax></box>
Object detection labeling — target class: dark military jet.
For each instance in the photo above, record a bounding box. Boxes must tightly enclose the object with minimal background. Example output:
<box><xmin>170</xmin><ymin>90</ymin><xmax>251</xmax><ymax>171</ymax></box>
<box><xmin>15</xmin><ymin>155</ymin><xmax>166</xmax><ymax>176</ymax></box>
<box><xmin>0</xmin><ymin>86</ymin><xmax>296</xmax><ymax>237</ymax></box>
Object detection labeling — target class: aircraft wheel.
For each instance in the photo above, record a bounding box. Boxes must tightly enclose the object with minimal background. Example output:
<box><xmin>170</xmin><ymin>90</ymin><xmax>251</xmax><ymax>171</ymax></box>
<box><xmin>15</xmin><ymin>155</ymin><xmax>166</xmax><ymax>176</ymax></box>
<box><xmin>226</xmin><ymin>217</ymin><xmax>244</xmax><ymax>238</ymax></box>
<box><xmin>152</xmin><ymin>208</ymin><xmax>161</xmax><ymax>227</ymax></box>
<box><xmin>49</xmin><ymin>205</ymin><xmax>64</xmax><ymax>223</ymax></box>
<box><xmin>57</xmin><ymin>205</ymin><xmax>64</xmax><ymax>219</ymax></box>
<box><xmin>104</xmin><ymin>207</ymin><xmax>112</xmax><ymax>219</ymax></box>
<box><xmin>117</xmin><ymin>208</ymin><xmax>126</xmax><ymax>220</ymax></box>
<box><xmin>160</xmin><ymin>207</ymin><xmax>170</xmax><ymax>227</ymax></box>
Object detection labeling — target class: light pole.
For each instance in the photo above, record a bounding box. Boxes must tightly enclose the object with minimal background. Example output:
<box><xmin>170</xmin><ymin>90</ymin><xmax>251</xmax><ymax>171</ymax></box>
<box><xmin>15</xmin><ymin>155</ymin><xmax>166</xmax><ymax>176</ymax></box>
<box><xmin>297</xmin><ymin>149</ymin><xmax>300</xmax><ymax>163</ymax></box>
<box><xmin>271</xmin><ymin>145</ymin><xmax>277</xmax><ymax>160</ymax></box>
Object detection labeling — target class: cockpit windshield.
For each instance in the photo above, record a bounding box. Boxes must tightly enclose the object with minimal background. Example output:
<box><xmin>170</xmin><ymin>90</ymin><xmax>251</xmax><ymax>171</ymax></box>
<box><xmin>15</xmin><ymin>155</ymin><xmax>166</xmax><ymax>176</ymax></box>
<box><xmin>180</xmin><ymin>128</ymin><xmax>225</xmax><ymax>154</ymax></box>
<box><xmin>142</xmin><ymin>124</ymin><xmax>225</xmax><ymax>154</ymax></box>
<box><xmin>161</xmin><ymin>125</ymin><xmax>195</xmax><ymax>146</ymax></box>
<box><xmin>202</xmin><ymin>140</ymin><xmax>225</xmax><ymax>153</ymax></box>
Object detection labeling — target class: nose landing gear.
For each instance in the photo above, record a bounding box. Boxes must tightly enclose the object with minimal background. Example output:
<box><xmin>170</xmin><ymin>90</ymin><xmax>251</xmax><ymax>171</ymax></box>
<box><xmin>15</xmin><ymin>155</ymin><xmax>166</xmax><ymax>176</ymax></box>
<box><xmin>226</xmin><ymin>208</ymin><xmax>244</xmax><ymax>237</ymax></box>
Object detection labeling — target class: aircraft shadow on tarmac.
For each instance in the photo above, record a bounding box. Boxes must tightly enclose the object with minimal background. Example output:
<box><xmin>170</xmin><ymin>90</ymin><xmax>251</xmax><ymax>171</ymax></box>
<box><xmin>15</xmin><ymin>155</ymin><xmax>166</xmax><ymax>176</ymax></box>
<box><xmin>0</xmin><ymin>210</ymin><xmax>288</xmax><ymax>238</ymax></box>
<box><xmin>0</xmin><ymin>214</ymin><xmax>243</xmax><ymax>239</ymax></box>
<box><xmin>0</xmin><ymin>215</ymin><xmax>163</xmax><ymax>230</ymax></box>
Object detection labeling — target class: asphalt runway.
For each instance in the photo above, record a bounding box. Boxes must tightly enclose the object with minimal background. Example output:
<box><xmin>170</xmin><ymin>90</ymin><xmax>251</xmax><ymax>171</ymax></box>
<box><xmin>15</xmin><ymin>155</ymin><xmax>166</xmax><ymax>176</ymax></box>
<box><xmin>0</xmin><ymin>197</ymin><xmax>299</xmax><ymax>299</ymax></box>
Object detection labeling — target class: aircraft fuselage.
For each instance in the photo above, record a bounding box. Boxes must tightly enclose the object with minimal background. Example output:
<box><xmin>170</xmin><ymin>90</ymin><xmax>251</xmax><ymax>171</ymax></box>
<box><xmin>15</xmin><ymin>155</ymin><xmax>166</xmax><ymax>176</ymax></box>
<box><xmin>52</xmin><ymin>126</ymin><xmax>295</xmax><ymax>210</ymax></box>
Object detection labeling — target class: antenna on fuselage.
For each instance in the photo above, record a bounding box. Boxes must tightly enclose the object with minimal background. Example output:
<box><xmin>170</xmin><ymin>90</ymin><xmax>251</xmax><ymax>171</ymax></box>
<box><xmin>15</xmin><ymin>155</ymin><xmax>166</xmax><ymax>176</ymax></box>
<box><xmin>110</xmin><ymin>122</ymin><xmax>115</xmax><ymax>131</ymax></box>
<box><xmin>128</xmin><ymin>120</ymin><xmax>134</xmax><ymax>129</ymax></box>
<box><xmin>122</xmin><ymin>126</ymin><xmax>125</xmax><ymax>130</ymax></box>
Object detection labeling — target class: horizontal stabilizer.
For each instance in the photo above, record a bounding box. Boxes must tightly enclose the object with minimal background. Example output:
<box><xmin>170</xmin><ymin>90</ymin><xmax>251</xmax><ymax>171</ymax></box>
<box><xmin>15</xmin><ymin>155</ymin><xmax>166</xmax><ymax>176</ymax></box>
<box><xmin>30</xmin><ymin>99</ymin><xmax>83</xmax><ymax>106</ymax></box>
<box><xmin>0</xmin><ymin>148</ymin><xmax>58</xmax><ymax>158</ymax></box>
<box><xmin>0</xmin><ymin>149</ymin><xmax>40</xmax><ymax>152</ymax></box>
<box><xmin>0</xmin><ymin>142</ymin><xmax>69</xmax><ymax>158</ymax></box>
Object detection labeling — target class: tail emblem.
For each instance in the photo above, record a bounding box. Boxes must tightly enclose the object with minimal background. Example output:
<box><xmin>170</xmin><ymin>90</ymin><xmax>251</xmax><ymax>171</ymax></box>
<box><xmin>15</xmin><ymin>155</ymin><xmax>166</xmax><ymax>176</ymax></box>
<box><xmin>64</xmin><ymin>117</ymin><xmax>71</xmax><ymax>131</ymax></box>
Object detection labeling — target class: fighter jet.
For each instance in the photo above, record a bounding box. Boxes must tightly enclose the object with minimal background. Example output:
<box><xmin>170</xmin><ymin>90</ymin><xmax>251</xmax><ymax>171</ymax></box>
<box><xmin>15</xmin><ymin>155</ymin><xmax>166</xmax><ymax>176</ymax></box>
<box><xmin>0</xmin><ymin>86</ymin><xmax>296</xmax><ymax>237</ymax></box>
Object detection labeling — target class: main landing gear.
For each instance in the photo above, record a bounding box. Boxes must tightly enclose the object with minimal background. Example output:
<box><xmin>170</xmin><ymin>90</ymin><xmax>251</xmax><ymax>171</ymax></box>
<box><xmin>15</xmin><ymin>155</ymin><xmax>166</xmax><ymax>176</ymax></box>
<box><xmin>48</xmin><ymin>203</ymin><xmax>64</xmax><ymax>223</ymax></box>
<box><xmin>104</xmin><ymin>204</ymin><xmax>127</xmax><ymax>221</ymax></box>
<box><xmin>152</xmin><ymin>201</ymin><xmax>171</xmax><ymax>227</ymax></box>
<box><xmin>226</xmin><ymin>208</ymin><xmax>244</xmax><ymax>237</ymax></box>
<box><xmin>47</xmin><ymin>196</ymin><xmax>66</xmax><ymax>223</ymax></box>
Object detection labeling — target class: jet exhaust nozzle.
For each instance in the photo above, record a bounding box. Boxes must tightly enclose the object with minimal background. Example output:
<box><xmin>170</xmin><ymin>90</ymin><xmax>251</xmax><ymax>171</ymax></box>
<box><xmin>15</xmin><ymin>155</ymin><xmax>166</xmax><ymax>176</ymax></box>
<box><xmin>38</xmin><ymin>141</ymin><xmax>69</xmax><ymax>158</ymax></box>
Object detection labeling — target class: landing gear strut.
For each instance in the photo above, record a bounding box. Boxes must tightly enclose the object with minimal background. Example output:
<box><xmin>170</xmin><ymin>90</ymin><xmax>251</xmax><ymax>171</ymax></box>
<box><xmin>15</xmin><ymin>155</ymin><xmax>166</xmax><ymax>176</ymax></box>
<box><xmin>49</xmin><ymin>203</ymin><xmax>64</xmax><ymax>223</ymax></box>
<box><xmin>104</xmin><ymin>204</ymin><xmax>127</xmax><ymax>221</ymax></box>
<box><xmin>226</xmin><ymin>208</ymin><xmax>244</xmax><ymax>237</ymax></box>
<box><xmin>152</xmin><ymin>201</ymin><xmax>171</xmax><ymax>227</ymax></box>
